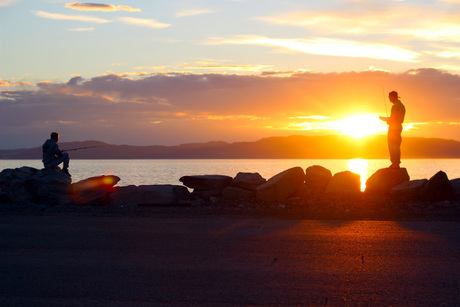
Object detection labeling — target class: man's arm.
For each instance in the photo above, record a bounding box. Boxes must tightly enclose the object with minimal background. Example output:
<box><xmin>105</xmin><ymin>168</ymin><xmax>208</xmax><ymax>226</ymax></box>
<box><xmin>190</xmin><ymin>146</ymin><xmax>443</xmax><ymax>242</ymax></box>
<box><xmin>51</xmin><ymin>142</ymin><xmax>63</xmax><ymax>158</ymax></box>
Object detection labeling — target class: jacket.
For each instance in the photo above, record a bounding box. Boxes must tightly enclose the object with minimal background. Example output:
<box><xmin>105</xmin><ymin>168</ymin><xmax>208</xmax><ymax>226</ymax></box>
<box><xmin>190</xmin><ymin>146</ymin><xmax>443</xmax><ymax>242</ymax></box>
<box><xmin>42</xmin><ymin>139</ymin><xmax>62</xmax><ymax>165</ymax></box>
<box><xmin>388</xmin><ymin>100</ymin><xmax>406</xmax><ymax>129</ymax></box>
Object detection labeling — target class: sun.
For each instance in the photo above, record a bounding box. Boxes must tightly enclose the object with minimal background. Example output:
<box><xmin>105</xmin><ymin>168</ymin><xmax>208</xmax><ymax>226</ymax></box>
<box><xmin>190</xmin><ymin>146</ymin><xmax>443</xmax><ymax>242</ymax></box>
<box><xmin>335</xmin><ymin>114</ymin><xmax>387</xmax><ymax>138</ymax></box>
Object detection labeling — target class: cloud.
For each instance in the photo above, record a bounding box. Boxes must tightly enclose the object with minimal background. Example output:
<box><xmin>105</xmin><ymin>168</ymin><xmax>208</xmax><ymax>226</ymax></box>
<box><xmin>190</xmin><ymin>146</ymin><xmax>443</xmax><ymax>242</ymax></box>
<box><xmin>118</xmin><ymin>17</ymin><xmax>170</xmax><ymax>28</ymax></box>
<box><xmin>68</xmin><ymin>27</ymin><xmax>95</xmax><ymax>31</ymax></box>
<box><xmin>1</xmin><ymin>69</ymin><xmax>460</xmax><ymax>148</ymax></box>
<box><xmin>182</xmin><ymin>64</ymin><xmax>274</xmax><ymax>72</ymax></box>
<box><xmin>388</xmin><ymin>23</ymin><xmax>460</xmax><ymax>43</ymax></box>
<box><xmin>34</xmin><ymin>10</ymin><xmax>111</xmax><ymax>23</ymax></box>
<box><xmin>0</xmin><ymin>79</ymin><xmax>33</xmax><ymax>88</ymax></box>
<box><xmin>208</xmin><ymin>35</ymin><xmax>420</xmax><ymax>62</ymax></box>
<box><xmin>176</xmin><ymin>9</ymin><xmax>216</xmax><ymax>17</ymax></box>
<box><xmin>205</xmin><ymin>115</ymin><xmax>267</xmax><ymax>121</ymax></box>
<box><xmin>0</xmin><ymin>79</ymin><xmax>10</xmax><ymax>87</ymax></box>
<box><xmin>258</xmin><ymin>11</ymin><xmax>386</xmax><ymax>35</ymax></box>
<box><xmin>426</xmin><ymin>46</ymin><xmax>460</xmax><ymax>59</ymax></box>
<box><xmin>258</xmin><ymin>8</ymin><xmax>460</xmax><ymax>43</ymax></box>
<box><xmin>135</xmin><ymin>66</ymin><xmax>170</xmax><ymax>70</ymax></box>
<box><xmin>65</xmin><ymin>2</ymin><xmax>141</xmax><ymax>12</ymax></box>
<box><xmin>433</xmin><ymin>65</ymin><xmax>460</xmax><ymax>74</ymax></box>
<box><xmin>0</xmin><ymin>0</ymin><xmax>19</xmax><ymax>7</ymax></box>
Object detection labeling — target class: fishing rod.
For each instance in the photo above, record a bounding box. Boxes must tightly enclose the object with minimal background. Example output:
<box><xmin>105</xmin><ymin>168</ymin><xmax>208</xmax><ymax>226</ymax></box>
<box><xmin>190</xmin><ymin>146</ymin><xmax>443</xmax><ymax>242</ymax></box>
<box><xmin>382</xmin><ymin>86</ymin><xmax>389</xmax><ymax>117</ymax></box>
<box><xmin>62</xmin><ymin>145</ymin><xmax>105</xmax><ymax>152</ymax></box>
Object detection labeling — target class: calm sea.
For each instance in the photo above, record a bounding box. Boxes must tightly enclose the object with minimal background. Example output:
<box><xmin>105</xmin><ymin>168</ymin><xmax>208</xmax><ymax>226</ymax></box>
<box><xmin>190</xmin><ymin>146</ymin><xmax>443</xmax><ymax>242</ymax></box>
<box><xmin>1</xmin><ymin>159</ymin><xmax>460</xmax><ymax>190</ymax></box>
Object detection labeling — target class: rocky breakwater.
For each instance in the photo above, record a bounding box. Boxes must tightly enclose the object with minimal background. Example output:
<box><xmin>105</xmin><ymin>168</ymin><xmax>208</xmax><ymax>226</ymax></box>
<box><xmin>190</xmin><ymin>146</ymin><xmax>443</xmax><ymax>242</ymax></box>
<box><xmin>0</xmin><ymin>166</ymin><xmax>191</xmax><ymax>209</ymax></box>
<box><xmin>0</xmin><ymin>166</ymin><xmax>120</xmax><ymax>207</ymax></box>
<box><xmin>179</xmin><ymin>166</ymin><xmax>460</xmax><ymax>218</ymax></box>
<box><xmin>1</xmin><ymin>164</ymin><xmax>460</xmax><ymax>219</ymax></box>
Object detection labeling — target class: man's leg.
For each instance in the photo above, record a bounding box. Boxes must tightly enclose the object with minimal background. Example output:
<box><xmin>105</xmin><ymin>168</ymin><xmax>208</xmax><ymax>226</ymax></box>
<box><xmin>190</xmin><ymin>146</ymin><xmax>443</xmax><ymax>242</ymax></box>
<box><xmin>62</xmin><ymin>152</ymin><xmax>70</xmax><ymax>169</ymax></box>
<box><xmin>44</xmin><ymin>153</ymin><xmax>69</xmax><ymax>170</ymax></box>
<box><xmin>388</xmin><ymin>130</ymin><xmax>402</xmax><ymax>168</ymax></box>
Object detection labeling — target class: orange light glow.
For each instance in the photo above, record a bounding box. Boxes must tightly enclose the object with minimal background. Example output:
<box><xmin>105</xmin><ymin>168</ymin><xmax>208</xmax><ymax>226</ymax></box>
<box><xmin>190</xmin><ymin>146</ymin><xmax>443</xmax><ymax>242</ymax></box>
<box><xmin>334</xmin><ymin>114</ymin><xmax>387</xmax><ymax>138</ymax></box>
<box><xmin>102</xmin><ymin>176</ymin><xmax>115</xmax><ymax>185</ymax></box>
<box><xmin>348</xmin><ymin>159</ymin><xmax>368</xmax><ymax>191</ymax></box>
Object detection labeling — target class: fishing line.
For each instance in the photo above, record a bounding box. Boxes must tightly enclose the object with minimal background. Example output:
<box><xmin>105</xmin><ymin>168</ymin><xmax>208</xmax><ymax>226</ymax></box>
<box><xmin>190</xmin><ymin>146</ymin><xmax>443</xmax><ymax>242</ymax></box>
<box><xmin>382</xmin><ymin>86</ymin><xmax>388</xmax><ymax>117</ymax></box>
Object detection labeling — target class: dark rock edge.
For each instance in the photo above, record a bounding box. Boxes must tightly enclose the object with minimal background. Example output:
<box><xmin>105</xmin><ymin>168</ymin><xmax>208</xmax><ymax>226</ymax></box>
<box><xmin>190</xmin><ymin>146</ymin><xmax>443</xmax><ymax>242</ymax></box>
<box><xmin>1</xmin><ymin>166</ymin><xmax>459</xmax><ymax>221</ymax></box>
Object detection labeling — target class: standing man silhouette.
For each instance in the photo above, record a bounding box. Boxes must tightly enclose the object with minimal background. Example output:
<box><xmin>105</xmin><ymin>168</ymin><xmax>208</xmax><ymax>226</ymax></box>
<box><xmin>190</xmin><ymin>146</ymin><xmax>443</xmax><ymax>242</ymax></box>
<box><xmin>380</xmin><ymin>91</ymin><xmax>406</xmax><ymax>169</ymax></box>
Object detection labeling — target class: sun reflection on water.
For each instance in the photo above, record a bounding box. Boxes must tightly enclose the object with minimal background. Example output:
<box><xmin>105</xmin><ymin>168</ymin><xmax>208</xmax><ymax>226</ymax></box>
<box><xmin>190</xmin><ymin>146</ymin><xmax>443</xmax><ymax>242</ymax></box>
<box><xmin>347</xmin><ymin>159</ymin><xmax>369</xmax><ymax>191</ymax></box>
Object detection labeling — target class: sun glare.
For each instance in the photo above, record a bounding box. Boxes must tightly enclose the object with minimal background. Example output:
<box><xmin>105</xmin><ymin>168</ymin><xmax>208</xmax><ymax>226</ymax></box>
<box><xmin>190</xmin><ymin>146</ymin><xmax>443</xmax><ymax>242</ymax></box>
<box><xmin>348</xmin><ymin>159</ymin><xmax>368</xmax><ymax>191</ymax></box>
<box><xmin>335</xmin><ymin>114</ymin><xmax>387</xmax><ymax>138</ymax></box>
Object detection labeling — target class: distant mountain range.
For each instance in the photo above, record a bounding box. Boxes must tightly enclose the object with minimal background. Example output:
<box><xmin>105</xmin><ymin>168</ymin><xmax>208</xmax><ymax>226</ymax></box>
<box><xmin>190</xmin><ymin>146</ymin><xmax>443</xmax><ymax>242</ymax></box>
<box><xmin>1</xmin><ymin>135</ymin><xmax>460</xmax><ymax>159</ymax></box>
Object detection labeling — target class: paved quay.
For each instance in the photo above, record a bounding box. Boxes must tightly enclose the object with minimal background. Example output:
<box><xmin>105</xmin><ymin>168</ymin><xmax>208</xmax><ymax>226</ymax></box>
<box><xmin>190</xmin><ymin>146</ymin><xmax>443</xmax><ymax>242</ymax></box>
<box><xmin>1</xmin><ymin>213</ymin><xmax>459</xmax><ymax>306</ymax></box>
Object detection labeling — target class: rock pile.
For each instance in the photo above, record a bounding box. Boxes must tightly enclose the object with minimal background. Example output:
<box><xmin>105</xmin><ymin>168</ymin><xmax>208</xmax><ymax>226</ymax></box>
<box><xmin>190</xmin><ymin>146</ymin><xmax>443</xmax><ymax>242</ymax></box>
<box><xmin>256</xmin><ymin>167</ymin><xmax>305</xmax><ymax>202</ymax></box>
<box><xmin>110</xmin><ymin>184</ymin><xmax>190</xmax><ymax>208</ymax></box>
<box><xmin>180</xmin><ymin>175</ymin><xmax>233</xmax><ymax>200</ymax></box>
<box><xmin>366</xmin><ymin>168</ymin><xmax>410</xmax><ymax>195</ymax></box>
<box><xmin>0</xmin><ymin>166</ymin><xmax>119</xmax><ymax>206</ymax></box>
<box><xmin>1</xmin><ymin>165</ymin><xmax>460</xmax><ymax>217</ymax></box>
<box><xmin>0</xmin><ymin>167</ymin><xmax>71</xmax><ymax>205</ymax></box>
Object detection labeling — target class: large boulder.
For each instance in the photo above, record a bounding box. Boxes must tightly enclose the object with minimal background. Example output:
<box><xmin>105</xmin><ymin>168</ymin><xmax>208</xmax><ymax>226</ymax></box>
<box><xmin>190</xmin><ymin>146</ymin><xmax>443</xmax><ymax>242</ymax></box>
<box><xmin>180</xmin><ymin>175</ymin><xmax>233</xmax><ymax>199</ymax></box>
<box><xmin>222</xmin><ymin>186</ymin><xmax>255</xmax><ymax>200</ymax></box>
<box><xmin>110</xmin><ymin>184</ymin><xmax>191</xmax><ymax>207</ymax></box>
<box><xmin>325</xmin><ymin>171</ymin><xmax>361</xmax><ymax>195</ymax></box>
<box><xmin>304</xmin><ymin>165</ymin><xmax>333</xmax><ymax>195</ymax></box>
<box><xmin>451</xmin><ymin>178</ymin><xmax>460</xmax><ymax>200</ymax></box>
<box><xmin>365</xmin><ymin>168</ymin><xmax>410</xmax><ymax>195</ymax></box>
<box><xmin>390</xmin><ymin>179</ymin><xmax>428</xmax><ymax>202</ymax></box>
<box><xmin>0</xmin><ymin>167</ymin><xmax>39</xmax><ymax>202</ymax></box>
<box><xmin>32</xmin><ymin>168</ymin><xmax>72</xmax><ymax>205</ymax></box>
<box><xmin>231</xmin><ymin>172</ymin><xmax>266</xmax><ymax>191</ymax></box>
<box><xmin>68</xmin><ymin>175</ymin><xmax>120</xmax><ymax>205</ymax></box>
<box><xmin>0</xmin><ymin>167</ymin><xmax>71</xmax><ymax>205</ymax></box>
<box><xmin>256</xmin><ymin>167</ymin><xmax>305</xmax><ymax>202</ymax></box>
<box><xmin>419</xmin><ymin>171</ymin><xmax>456</xmax><ymax>202</ymax></box>
<box><xmin>180</xmin><ymin>175</ymin><xmax>233</xmax><ymax>190</ymax></box>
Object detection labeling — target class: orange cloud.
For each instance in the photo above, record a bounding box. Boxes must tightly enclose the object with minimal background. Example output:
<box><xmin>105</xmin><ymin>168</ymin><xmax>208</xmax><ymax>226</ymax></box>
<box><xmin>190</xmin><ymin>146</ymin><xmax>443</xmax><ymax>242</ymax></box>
<box><xmin>2</xmin><ymin>69</ymin><xmax>459</xmax><ymax>149</ymax></box>
<box><xmin>0</xmin><ymin>79</ymin><xmax>10</xmax><ymax>87</ymax></box>
<box><xmin>0</xmin><ymin>80</ymin><xmax>33</xmax><ymax>87</ymax></box>
<box><xmin>34</xmin><ymin>10</ymin><xmax>111</xmax><ymax>23</ymax></box>
<box><xmin>135</xmin><ymin>66</ymin><xmax>170</xmax><ymax>70</ymax></box>
<box><xmin>205</xmin><ymin>115</ymin><xmax>267</xmax><ymax>121</ymax></box>
<box><xmin>66</xmin><ymin>2</ymin><xmax>141</xmax><ymax>12</ymax></box>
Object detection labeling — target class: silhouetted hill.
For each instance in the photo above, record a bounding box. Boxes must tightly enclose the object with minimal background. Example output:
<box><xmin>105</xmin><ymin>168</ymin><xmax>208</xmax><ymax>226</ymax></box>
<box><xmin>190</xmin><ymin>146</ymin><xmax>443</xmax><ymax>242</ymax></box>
<box><xmin>1</xmin><ymin>135</ymin><xmax>459</xmax><ymax>159</ymax></box>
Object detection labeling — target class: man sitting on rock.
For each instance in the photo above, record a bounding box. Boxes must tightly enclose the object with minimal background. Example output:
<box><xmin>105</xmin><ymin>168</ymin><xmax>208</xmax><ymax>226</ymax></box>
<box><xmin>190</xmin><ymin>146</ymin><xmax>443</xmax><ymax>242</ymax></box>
<box><xmin>42</xmin><ymin>132</ymin><xmax>71</xmax><ymax>177</ymax></box>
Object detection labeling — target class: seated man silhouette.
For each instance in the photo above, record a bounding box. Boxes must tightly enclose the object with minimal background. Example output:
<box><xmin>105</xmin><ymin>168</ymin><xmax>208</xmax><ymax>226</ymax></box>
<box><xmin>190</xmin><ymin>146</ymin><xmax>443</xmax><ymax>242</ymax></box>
<box><xmin>380</xmin><ymin>91</ymin><xmax>406</xmax><ymax>170</ymax></box>
<box><xmin>42</xmin><ymin>132</ymin><xmax>71</xmax><ymax>177</ymax></box>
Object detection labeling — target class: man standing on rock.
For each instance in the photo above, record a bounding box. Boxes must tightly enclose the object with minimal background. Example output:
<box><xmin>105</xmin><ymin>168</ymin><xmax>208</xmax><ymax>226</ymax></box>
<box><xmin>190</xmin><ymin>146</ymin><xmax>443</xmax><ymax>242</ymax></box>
<box><xmin>42</xmin><ymin>132</ymin><xmax>71</xmax><ymax>177</ymax></box>
<box><xmin>380</xmin><ymin>91</ymin><xmax>406</xmax><ymax>170</ymax></box>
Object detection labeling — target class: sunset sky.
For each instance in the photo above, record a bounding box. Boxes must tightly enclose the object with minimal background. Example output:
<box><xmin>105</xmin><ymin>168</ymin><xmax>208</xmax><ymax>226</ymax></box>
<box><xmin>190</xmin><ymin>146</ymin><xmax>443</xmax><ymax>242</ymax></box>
<box><xmin>1</xmin><ymin>0</ymin><xmax>460</xmax><ymax>149</ymax></box>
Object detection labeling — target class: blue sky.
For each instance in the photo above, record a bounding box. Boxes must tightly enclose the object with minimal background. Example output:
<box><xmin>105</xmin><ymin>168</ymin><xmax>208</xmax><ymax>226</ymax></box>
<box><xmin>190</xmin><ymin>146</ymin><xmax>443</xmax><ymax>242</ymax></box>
<box><xmin>3</xmin><ymin>0</ymin><xmax>460</xmax><ymax>81</ymax></box>
<box><xmin>1</xmin><ymin>0</ymin><xmax>460</xmax><ymax>148</ymax></box>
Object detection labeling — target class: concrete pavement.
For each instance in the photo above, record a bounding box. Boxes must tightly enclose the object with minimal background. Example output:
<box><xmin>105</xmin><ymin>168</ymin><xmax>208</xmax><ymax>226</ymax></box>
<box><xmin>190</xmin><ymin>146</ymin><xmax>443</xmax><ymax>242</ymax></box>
<box><xmin>1</xmin><ymin>214</ymin><xmax>459</xmax><ymax>306</ymax></box>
